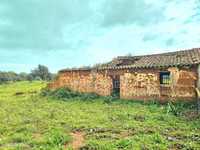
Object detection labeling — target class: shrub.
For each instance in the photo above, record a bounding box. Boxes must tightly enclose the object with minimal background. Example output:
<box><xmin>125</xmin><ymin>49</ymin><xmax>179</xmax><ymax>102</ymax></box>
<box><xmin>45</xmin><ymin>129</ymin><xmax>71</xmax><ymax>148</ymax></box>
<box><xmin>103</xmin><ymin>96</ymin><xmax>118</xmax><ymax>104</ymax></box>
<box><xmin>40</xmin><ymin>88</ymin><xmax>51</xmax><ymax>97</ymax></box>
<box><xmin>51</xmin><ymin>88</ymin><xmax>74</xmax><ymax>99</ymax></box>
<box><xmin>79</xmin><ymin>93</ymin><xmax>100</xmax><ymax>100</ymax></box>
<box><xmin>41</xmin><ymin>87</ymin><xmax>100</xmax><ymax>101</ymax></box>
<box><xmin>166</xmin><ymin>101</ymin><xmax>196</xmax><ymax>116</ymax></box>
<box><xmin>166</xmin><ymin>102</ymin><xmax>180</xmax><ymax>116</ymax></box>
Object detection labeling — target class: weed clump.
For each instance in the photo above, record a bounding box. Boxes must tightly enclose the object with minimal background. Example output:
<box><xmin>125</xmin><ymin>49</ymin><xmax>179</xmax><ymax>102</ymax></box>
<box><xmin>41</xmin><ymin>88</ymin><xmax>120</xmax><ymax>104</ymax></box>
<box><xmin>41</xmin><ymin>87</ymin><xmax>100</xmax><ymax>100</ymax></box>
<box><xmin>166</xmin><ymin>101</ymin><xmax>196</xmax><ymax>116</ymax></box>
<box><xmin>45</xmin><ymin>129</ymin><xmax>71</xmax><ymax>148</ymax></box>
<box><xmin>103</xmin><ymin>96</ymin><xmax>118</xmax><ymax>104</ymax></box>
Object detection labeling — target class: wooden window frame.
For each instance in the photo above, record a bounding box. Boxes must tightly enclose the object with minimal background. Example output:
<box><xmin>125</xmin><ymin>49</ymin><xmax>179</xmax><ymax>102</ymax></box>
<box><xmin>159</xmin><ymin>71</ymin><xmax>171</xmax><ymax>85</ymax></box>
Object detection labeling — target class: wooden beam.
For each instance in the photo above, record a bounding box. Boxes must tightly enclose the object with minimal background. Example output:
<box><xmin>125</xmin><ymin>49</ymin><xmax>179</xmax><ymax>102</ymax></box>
<box><xmin>196</xmin><ymin>88</ymin><xmax>200</xmax><ymax>98</ymax></box>
<box><xmin>197</xmin><ymin>64</ymin><xmax>200</xmax><ymax>114</ymax></box>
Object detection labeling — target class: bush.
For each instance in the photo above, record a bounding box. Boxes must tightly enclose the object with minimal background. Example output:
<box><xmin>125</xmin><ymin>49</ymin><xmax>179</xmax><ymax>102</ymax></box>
<box><xmin>40</xmin><ymin>88</ymin><xmax>51</xmax><ymax>97</ymax></box>
<box><xmin>41</xmin><ymin>87</ymin><xmax>121</xmax><ymax>104</ymax></box>
<box><xmin>103</xmin><ymin>96</ymin><xmax>118</xmax><ymax>104</ymax></box>
<box><xmin>166</xmin><ymin>101</ymin><xmax>196</xmax><ymax>116</ymax></box>
<box><xmin>51</xmin><ymin>88</ymin><xmax>75</xmax><ymax>99</ymax></box>
<box><xmin>79</xmin><ymin>93</ymin><xmax>100</xmax><ymax>100</ymax></box>
<box><xmin>166</xmin><ymin>102</ymin><xmax>180</xmax><ymax>116</ymax></box>
<box><xmin>41</xmin><ymin>87</ymin><xmax>100</xmax><ymax>100</ymax></box>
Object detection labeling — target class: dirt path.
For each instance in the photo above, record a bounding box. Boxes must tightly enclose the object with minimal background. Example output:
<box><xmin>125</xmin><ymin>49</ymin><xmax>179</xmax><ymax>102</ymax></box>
<box><xmin>66</xmin><ymin>132</ymin><xmax>85</xmax><ymax>150</ymax></box>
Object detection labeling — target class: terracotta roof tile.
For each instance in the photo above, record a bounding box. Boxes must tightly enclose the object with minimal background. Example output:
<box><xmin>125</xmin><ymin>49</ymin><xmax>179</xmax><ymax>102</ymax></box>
<box><xmin>98</xmin><ymin>48</ymin><xmax>200</xmax><ymax>70</ymax></box>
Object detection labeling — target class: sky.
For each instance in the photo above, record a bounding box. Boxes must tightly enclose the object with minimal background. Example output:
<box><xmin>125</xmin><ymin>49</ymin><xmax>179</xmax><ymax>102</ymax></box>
<box><xmin>0</xmin><ymin>0</ymin><xmax>200</xmax><ymax>73</ymax></box>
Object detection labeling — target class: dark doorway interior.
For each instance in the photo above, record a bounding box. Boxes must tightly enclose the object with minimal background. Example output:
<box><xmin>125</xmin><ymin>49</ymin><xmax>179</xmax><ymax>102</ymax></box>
<box><xmin>112</xmin><ymin>76</ymin><xmax>120</xmax><ymax>97</ymax></box>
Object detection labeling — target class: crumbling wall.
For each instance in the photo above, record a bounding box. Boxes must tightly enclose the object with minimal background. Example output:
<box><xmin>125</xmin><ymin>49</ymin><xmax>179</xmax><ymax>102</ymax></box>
<box><xmin>120</xmin><ymin>67</ymin><xmax>197</xmax><ymax>101</ymax></box>
<box><xmin>49</xmin><ymin>70</ymin><xmax>112</xmax><ymax>96</ymax></box>
<box><xmin>94</xmin><ymin>72</ymin><xmax>112</xmax><ymax>96</ymax></box>
<box><xmin>48</xmin><ymin>71</ymin><xmax>94</xmax><ymax>93</ymax></box>
<box><xmin>49</xmin><ymin>66</ymin><xmax>198</xmax><ymax>102</ymax></box>
<box><xmin>169</xmin><ymin>67</ymin><xmax>197</xmax><ymax>100</ymax></box>
<box><xmin>120</xmin><ymin>70</ymin><xmax>160</xmax><ymax>100</ymax></box>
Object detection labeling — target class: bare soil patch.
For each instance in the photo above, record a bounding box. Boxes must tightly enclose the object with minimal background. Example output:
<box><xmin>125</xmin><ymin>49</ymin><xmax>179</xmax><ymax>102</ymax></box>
<box><xmin>66</xmin><ymin>131</ymin><xmax>85</xmax><ymax>150</ymax></box>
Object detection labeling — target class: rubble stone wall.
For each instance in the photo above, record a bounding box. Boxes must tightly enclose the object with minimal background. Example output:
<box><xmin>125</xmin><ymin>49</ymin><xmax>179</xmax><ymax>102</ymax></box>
<box><xmin>168</xmin><ymin>67</ymin><xmax>197</xmax><ymax>100</ymax></box>
<box><xmin>48</xmin><ymin>71</ymin><xmax>93</xmax><ymax>93</ymax></box>
<box><xmin>49</xmin><ymin>66</ymin><xmax>198</xmax><ymax>102</ymax></box>
<box><xmin>48</xmin><ymin>70</ymin><xmax>112</xmax><ymax>96</ymax></box>
<box><xmin>120</xmin><ymin>67</ymin><xmax>197</xmax><ymax>101</ymax></box>
<box><xmin>120</xmin><ymin>69</ymin><xmax>160</xmax><ymax>100</ymax></box>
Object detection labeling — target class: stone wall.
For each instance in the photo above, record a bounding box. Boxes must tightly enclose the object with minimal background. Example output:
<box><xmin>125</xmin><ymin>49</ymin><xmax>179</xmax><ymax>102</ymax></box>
<box><xmin>120</xmin><ymin>67</ymin><xmax>198</xmax><ymax>102</ymax></box>
<box><xmin>49</xmin><ymin>71</ymin><xmax>93</xmax><ymax>93</ymax></box>
<box><xmin>168</xmin><ymin>67</ymin><xmax>197</xmax><ymax>100</ymax></box>
<box><xmin>120</xmin><ymin>69</ymin><xmax>160</xmax><ymax>100</ymax></box>
<box><xmin>49</xmin><ymin>70</ymin><xmax>112</xmax><ymax>96</ymax></box>
<box><xmin>93</xmin><ymin>72</ymin><xmax>113</xmax><ymax>96</ymax></box>
<box><xmin>49</xmin><ymin>66</ymin><xmax>198</xmax><ymax>102</ymax></box>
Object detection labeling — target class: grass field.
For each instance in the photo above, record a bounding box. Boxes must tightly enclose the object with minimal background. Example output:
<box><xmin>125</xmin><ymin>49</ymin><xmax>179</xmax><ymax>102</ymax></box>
<box><xmin>0</xmin><ymin>81</ymin><xmax>200</xmax><ymax>150</ymax></box>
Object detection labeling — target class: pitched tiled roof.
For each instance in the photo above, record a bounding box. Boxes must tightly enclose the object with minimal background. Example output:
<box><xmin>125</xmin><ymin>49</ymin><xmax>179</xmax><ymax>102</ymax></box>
<box><xmin>59</xmin><ymin>48</ymin><xmax>200</xmax><ymax>72</ymax></box>
<box><xmin>98</xmin><ymin>48</ymin><xmax>200</xmax><ymax>70</ymax></box>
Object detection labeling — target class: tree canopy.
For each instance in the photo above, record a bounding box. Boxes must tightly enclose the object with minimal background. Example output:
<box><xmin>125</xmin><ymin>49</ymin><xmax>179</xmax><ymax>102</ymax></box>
<box><xmin>0</xmin><ymin>65</ymin><xmax>55</xmax><ymax>84</ymax></box>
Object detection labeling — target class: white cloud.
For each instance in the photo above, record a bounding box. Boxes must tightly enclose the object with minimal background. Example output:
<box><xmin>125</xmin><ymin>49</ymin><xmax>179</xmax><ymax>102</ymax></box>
<box><xmin>1</xmin><ymin>0</ymin><xmax>200</xmax><ymax>72</ymax></box>
<box><xmin>164</xmin><ymin>0</ymin><xmax>197</xmax><ymax>21</ymax></box>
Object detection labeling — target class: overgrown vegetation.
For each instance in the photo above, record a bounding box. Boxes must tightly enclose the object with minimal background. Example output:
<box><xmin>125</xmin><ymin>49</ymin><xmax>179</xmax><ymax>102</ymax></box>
<box><xmin>41</xmin><ymin>87</ymin><xmax>119</xmax><ymax>104</ymax></box>
<box><xmin>41</xmin><ymin>87</ymin><xmax>198</xmax><ymax>115</ymax></box>
<box><xmin>0</xmin><ymin>82</ymin><xmax>200</xmax><ymax>149</ymax></box>
<box><xmin>166</xmin><ymin>101</ymin><xmax>196</xmax><ymax>116</ymax></box>
<box><xmin>41</xmin><ymin>87</ymin><xmax>100</xmax><ymax>101</ymax></box>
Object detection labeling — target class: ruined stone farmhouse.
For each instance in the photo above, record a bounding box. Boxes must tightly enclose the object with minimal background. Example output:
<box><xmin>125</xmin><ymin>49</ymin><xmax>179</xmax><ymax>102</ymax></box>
<box><xmin>49</xmin><ymin>48</ymin><xmax>200</xmax><ymax>102</ymax></box>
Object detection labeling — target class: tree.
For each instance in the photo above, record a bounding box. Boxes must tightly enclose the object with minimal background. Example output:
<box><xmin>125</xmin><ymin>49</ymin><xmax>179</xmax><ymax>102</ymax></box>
<box><xmin>27</xmin><ymin>74</ymin><xmax>34</xmax><ymax>82</ymax></box>
<box><xmin>0</xmin><ymin>72</ymin><xmax>7</xmax><ymax>83</ymax></box>
<box><xmin>19</xmin><ymin>72</ymin><xmax>28</xmax><ymax>81</ymax></box>
<box><xmin>30</xmin><ymin>65</ymin><xmax>52</xmax><ymax>81</ymax></box>
<box><xmin>7</xmin><ymin>71</ymin><xmax>18</xmax><ymax>81</ymax></box>
<box><xmin>0</xmin><ymin>71</ymin><xmax>18</xmax><ymax>83</ymax></box>
<box><xmin>0</xmin><ymin>64</ymin><xmax>54</xmax><ymax>84</ymax></box>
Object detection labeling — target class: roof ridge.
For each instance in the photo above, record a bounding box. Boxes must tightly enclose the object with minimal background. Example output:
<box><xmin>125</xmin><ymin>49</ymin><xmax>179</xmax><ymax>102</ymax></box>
<box><xmin>117</xmin><ymin>48</ymin><xmax>200</xmax><ymax>59</ymax></box>
<box><xmin>59</xmin><ymin>47</ymin><xmax>200</xmax><ymax>72</ymax></box>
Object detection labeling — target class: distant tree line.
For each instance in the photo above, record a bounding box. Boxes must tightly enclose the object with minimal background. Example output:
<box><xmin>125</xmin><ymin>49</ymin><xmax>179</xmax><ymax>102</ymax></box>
<box><xmin>0</xmin><ymin>65</ymin><xmax>55</xmax><ymax>84</ymax></box>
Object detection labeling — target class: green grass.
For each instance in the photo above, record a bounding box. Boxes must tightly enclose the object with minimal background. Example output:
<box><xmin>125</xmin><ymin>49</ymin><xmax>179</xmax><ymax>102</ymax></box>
<box><xmin>0</xmin><ymin>81</ymin><xmax>200</xmax><ymax>149</ymax></box>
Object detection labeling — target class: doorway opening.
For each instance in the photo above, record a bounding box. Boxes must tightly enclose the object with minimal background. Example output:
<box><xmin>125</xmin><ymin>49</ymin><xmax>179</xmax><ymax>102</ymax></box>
<box><xmin>112</xmin><ymin>76</ymin><xmax>120</xmax><ymax>97</ymax></box>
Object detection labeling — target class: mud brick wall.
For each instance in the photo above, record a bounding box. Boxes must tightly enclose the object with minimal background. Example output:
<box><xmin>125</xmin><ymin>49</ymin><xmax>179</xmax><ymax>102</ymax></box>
<box><xmin>49</xmin><ymin>70</ymin><xmax>112</xmax><ymax>96</ymax></box>
<box><xmin>49</xmin><ymin>66</ymin><xmax>198</xmax><ymax>101</ymax></box>
<box><xmin>168</xmin><ymin>67</ymin><xmax>197</xmax><ymax>100</ymax></box>
<box><xmin>120</xmin><ymin>67</ymin><xmax>198</xmax><ymax>101</ymax></box>
<box><xmin>94</xmin><ymin>72</ymin><xmax>113</xmax><ymax>96</ymax></box>
<box><xmin>120</xmin><ymin>69</ymin><xmax>160</xmax><ymax>100</ymax></box>
<box><xmin>49</xmin><ymin>70</ymin><xmax>94</xmax><ymax>93</ymax></box>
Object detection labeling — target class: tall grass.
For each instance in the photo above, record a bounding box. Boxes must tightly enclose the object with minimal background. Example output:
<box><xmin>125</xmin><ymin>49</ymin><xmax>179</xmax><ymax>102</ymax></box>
<box><xmin>0</xmin><ymin>82</ymin><xmax>200</xmax><ymax>149</ymax></box>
